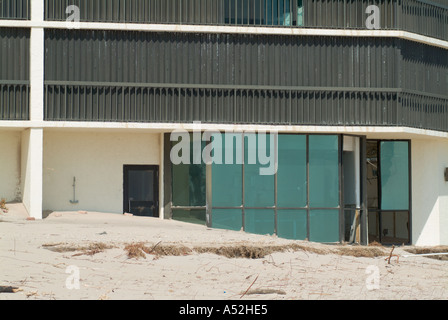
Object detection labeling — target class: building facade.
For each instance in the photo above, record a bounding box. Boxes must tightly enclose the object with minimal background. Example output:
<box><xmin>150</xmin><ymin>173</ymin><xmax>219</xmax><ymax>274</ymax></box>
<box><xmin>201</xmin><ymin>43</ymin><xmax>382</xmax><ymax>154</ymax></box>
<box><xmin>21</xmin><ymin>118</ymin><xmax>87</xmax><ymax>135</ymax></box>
<box><xmin>0</xmin><ymin>0</ymin><xmax>447</xmax><ymax>245</ymax></box>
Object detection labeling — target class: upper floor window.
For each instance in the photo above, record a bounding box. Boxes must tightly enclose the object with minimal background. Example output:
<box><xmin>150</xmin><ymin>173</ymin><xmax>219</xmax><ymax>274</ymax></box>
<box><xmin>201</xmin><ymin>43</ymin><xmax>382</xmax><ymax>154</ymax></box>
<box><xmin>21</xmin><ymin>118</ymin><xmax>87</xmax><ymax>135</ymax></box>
<box><xmin>224</xmin><ymin>0</ymin><xmax>303</xmax><ymax>26</ymax></box>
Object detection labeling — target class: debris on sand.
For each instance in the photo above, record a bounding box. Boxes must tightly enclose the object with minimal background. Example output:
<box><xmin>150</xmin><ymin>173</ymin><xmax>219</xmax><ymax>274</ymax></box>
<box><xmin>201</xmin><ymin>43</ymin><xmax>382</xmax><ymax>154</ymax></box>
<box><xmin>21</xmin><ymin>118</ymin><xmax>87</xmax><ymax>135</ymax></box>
<box><xmin>124</xmin><ymin>242</ymin><xmax>192</xmax><ymax>259</ymax></box>
<box><xmin>242</xmin><ymin>288</ymin><xmax>287</xmax><ymax>296</ymax></box>
<box><xmin>42</xmin><ymin>242</ymin><xmax>114</xmax><ymax>257</ymax></box>
<box><xmin>404</xmin><ymin>246</ymin><xmax>448</xmax><ymax>261</ymax></box>
<box><xmin>0</xmin><ymin>286</ymin><xmax>22</xmax><ymax>293</ymax></box>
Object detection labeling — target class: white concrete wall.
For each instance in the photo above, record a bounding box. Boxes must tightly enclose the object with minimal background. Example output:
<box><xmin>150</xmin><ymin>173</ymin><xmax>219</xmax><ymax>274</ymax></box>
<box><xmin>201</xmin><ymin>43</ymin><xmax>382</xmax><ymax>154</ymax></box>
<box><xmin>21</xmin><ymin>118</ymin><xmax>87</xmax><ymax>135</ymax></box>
<box><xmin>43</xmin><ymin>131</ymin><xmax>160</xmax><ymax>214</ymax></box>
<box><xmin>0</xmin><ymin>131</ymin><xmax>22</xmax><ymax>202</ymax></box>
<box><xmin>411</xmin><ymin>138</ymin><xmax>448</xmax><ymax>246</ymax></box>
<box><xmin>438</xmin><ymin>141</ymin><xmax>448</xmax><ymax>245</ymax></box>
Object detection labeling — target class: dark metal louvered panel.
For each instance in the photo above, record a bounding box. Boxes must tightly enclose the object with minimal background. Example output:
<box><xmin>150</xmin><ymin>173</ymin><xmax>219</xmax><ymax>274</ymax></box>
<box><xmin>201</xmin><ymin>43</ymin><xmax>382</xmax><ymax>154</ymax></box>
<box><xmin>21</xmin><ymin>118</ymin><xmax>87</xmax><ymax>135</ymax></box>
<box><xmin>43</xmin><ymin>29</ymin><xmax>448</xmax><ymax>131</ymax></box>
<box><xmin>0</xmin><ymin>28</ymin><xmax>30</xmax><ymax>120</ymax></box>
<box><xmin>0</xmin><ymin>0</ymin><xmax>30</xmax><ymax>20</ymax></box>
<box><xmin>44</xmin><ymin>30</ymin><xmax>402</xmax><ymax>88</ymax></box>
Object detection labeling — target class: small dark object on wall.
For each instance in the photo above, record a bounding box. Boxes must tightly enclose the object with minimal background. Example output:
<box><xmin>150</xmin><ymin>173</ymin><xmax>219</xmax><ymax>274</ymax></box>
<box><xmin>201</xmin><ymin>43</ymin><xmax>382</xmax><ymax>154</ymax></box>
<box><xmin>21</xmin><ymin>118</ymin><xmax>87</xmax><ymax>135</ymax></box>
<box><xmin>445</xmin><ymin>168</ymin><xmax>448</xmax><ymax>182</ymax></box>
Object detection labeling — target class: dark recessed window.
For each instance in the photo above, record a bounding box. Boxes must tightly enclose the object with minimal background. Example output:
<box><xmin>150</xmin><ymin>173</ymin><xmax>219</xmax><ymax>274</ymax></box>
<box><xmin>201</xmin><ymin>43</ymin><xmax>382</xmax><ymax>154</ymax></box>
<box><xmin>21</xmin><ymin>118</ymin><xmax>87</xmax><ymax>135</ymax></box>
<box><xmin>224</xmin><ymin>0</ymin><xmax>303</xmax><ymax>26</ymax></box>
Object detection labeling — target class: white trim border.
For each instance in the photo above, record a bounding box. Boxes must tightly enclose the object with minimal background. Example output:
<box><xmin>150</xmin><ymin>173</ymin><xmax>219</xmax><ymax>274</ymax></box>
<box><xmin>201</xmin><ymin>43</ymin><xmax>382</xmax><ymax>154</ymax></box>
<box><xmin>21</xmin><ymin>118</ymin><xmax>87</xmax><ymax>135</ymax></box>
<box><xmin>0</xmin><ymin>20</ymin><xmax>447</xmax><ymax>50</ymax></box>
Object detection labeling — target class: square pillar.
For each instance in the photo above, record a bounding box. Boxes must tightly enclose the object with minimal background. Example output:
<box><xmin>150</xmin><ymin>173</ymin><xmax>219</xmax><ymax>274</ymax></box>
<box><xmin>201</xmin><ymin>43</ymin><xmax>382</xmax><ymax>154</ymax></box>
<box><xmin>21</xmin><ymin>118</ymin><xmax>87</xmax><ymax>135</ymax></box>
<box><xmin>21</xmin><ymin>129</ymin><xmax>43</xmax><ymax>219</ymax></box>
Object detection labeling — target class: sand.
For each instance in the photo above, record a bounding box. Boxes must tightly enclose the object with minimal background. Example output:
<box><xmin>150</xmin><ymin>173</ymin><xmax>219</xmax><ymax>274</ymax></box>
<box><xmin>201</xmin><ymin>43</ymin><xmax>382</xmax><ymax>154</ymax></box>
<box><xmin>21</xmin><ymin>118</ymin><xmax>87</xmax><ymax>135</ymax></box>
<box><xmin>0</xmin><ymin>204</ymin><xmax>447</xmax><ymax>300</ymax></box>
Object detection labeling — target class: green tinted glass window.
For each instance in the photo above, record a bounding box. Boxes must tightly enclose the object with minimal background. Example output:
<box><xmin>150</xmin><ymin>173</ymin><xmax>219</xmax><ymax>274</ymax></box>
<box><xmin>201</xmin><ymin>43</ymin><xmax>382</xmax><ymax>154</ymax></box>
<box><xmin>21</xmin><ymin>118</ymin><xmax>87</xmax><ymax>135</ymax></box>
<box><xmin>309</xmin><ymin>135</ymin><xmax>339</xmax><ymax>208</ymax></box>
<box><xmin>380</xmin><ymin>142</ymin><xmax>409</xmax><ymax>211</ymax></box>
<box><xmin>244</xmin><ymin>209</ymin><xmax>275</xmax><ymax>236</ymax></box>
<box><xmin>172</xmin><ymin>135</ymin><xmax>206</xmax><ymax>207</ymax></box>
<box><xmin>277</xmin><ymin>210</ymin><xmax>307</xmax><ymax>240</ymax></box>
<box><xmin>212</xmin><ymin>209</ymin><xmax>243</xmax><ymax>231</ymax></box>
<box><xmin>171</xmin><ymin>209</ymin><xmax>206</xmax><ymax>225</ymax></box>
<box><xmin>212</xmin><ymin>133</ymin><xmax>243</xmax><ymax>207</ymax></box>
<box><xmin>244</xmin><ymin>133</ymin><xmax>275</xmax><ymax>207</ymax></box>
<box><xmin>309</xmin><ymin>210</ymin><xmax>339</xmax><ymax>242</ymax></box>
<box><xmin>277</xmin><ymin>135</ymin><xmax>307</xmax><ymax>208</ymax></box>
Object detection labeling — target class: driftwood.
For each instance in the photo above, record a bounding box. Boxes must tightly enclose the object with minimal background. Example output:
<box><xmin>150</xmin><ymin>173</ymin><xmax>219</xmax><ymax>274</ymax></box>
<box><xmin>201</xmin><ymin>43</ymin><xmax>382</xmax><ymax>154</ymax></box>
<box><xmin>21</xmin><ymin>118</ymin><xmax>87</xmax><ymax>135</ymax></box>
<box><xmin>385</xmin><ymin>245</ymin><xmax>400</xmax><ymax>264</ymax></box>
<box><xmin>240</xmin><ymin>275</ymin><xmax>259</xmax><ymax>299</ymax></box>
<box><xmin>0</xmin><ymin>286</ymin><xmax>22</xmax><ymax>293</ymax></box>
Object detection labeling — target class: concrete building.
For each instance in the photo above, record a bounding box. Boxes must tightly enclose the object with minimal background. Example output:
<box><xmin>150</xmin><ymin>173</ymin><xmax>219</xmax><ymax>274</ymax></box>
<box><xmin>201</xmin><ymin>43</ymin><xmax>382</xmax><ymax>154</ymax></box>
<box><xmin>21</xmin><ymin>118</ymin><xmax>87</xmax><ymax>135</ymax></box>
<box><xmin>0</xmin><ymin>0</ymin><xmax>447</xmax><ymax>246</ymax></box>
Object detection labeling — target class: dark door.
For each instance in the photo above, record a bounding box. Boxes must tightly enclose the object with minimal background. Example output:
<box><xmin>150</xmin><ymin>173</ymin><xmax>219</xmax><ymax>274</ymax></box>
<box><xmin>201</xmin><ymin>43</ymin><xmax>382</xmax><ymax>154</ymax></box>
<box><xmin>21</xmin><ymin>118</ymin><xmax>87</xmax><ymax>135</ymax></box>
<box><xmin>123</xmin><ymin>165</ymin><xmax>159</xmax><ymax>217</ymax></box>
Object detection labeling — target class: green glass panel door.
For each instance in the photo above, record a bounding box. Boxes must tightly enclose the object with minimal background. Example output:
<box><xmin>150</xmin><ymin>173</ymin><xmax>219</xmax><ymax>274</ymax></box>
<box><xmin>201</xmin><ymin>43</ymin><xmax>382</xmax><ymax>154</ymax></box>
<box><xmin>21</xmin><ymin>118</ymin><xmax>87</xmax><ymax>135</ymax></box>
<box><xmin>380</xmin><ymin>141</ymin><xmax>409</xmax><ymax>211</ymax></box>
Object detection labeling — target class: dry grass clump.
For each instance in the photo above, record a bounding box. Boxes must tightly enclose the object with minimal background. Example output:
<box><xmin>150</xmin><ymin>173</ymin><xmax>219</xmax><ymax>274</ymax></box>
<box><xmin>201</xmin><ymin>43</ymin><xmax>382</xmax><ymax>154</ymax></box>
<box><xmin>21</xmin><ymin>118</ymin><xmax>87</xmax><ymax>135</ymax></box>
<box><xmin>42</xmin><ymin>242</ymin><xmax>114</xmax><ymax>256</ymax></box>
<box><xmin>124</xmin><ymin>242</ymin><xmax>333</xmax><ymax>260</ymax></box>
<box><xmin>194</xmin><ymin>245</ymin><xmax>277</xmax><ymax>259</ymax></box>
<box><xmin>0</xmin><ymin>198</ymin><xmax>8</xmax><ymax>213</ymax></box>
<box><xmin>124</xmin><ymin>242</ymin><xmax>192</xmax><ymax>259</ymax></box>
<box><xmin>368</xmin><ymin>241</ymin><xmax>383</xmax><ymax>247</ymax></box>
<box><xmin>335</xmin><ymin>246</ymin><xmax>387</xmax><ymax>258</ymax></box>
<box><xmin>405</xmin><ymin>246</ymin><xmax>448</xmax><ymax>261</ymax></box>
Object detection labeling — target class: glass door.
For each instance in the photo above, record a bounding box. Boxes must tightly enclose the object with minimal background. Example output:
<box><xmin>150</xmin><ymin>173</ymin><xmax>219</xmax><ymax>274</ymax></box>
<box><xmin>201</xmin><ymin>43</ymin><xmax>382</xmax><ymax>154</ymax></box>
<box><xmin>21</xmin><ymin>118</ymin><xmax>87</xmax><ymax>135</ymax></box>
<box><xmin>123</xmin><ymin>165</ymin><xmax>159</xmax><ymax>217</ymax></box>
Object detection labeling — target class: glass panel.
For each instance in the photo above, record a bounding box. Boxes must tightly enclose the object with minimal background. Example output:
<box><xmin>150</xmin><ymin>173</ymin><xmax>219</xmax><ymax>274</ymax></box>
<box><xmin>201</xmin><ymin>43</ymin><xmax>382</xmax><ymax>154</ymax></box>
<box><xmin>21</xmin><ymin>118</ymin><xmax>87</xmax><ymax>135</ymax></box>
<box><xmin>309</xmin><ymin>135</ymin><xmax>339</xmax><ymax>208</ymax></box>
<box><xmin>128</xmin><ymin>170</ymin><xmax>153</xmax><ymax>201</ymax></box>
<box><xmin>380</xmin><ymin>211</ymin><xmax>410</xmax><ymax>244</ymax></box>
<box><xmin>172</xmin><ymin>209</ymin><xmax>206</xmax><ymax>226</ymax></box>
<box><xmin>171</xmin><ymin>136</ymin><xmax>206</xmax><ymax>207</ymax></box>
<box><xmin>244</xmin><ymin>133</ymin><xmax>275</xmax><ymax>207</ymax></box>
<box><xmin>212</xmin><ymin>133</ymin><xmax>243</xmax><ymax>207</ymax></box>
<box><xmin>244</xmin><ymin>209</ymin><xmax>275</xmax><ymax>235</ymax></box>
<box><xmin>212</xmin><ymin>209</ymin><xmax>243</xmax><ymax>231</ymax></box>
<box><xmin>277</xmin><ymin>210</ymin><xmax>307</xmax><ymax>240</ymax></box>
<box><xmin>224</xmin><ymin>0</ymin><xmax>298</xmax><ymax>26</ymax></box>
<box><xmin>277</xmin><ymin>135</ymin><xmax>307</xmax><ymax>208</ymax></box>
<box><xmin>380</xmin><ymin>141</ymin><xmax>409</xmax><ymax>211</ymax></box>
<box><xmin>297</xmin><ymin>0</ymin><xmax>304</xmax><ymax>26</ymax></box>
<box><xmin>309</xmin><ymin>210</ymin><xmax>339</xmax><ymax>243</ymax></box>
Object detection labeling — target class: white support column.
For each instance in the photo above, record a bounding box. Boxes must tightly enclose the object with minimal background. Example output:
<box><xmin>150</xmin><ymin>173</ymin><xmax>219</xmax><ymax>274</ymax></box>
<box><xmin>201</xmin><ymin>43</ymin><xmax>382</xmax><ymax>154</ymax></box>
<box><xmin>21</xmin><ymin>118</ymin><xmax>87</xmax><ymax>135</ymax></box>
<box><xmin>22</xmin><ymin>0</ymin><xmax>44</xmax><ymax>219</ymax></box>
<box><xmin>21</xmin><ymin>129</ymin><xmax>43</xmax><ymax>219</ymax></box>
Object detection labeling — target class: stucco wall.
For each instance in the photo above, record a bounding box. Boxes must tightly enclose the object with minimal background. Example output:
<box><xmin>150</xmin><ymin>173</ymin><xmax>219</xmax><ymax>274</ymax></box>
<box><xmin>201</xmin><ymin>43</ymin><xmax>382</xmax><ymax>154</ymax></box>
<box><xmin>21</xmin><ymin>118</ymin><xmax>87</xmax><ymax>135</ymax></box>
<box><xmin>43</xmin><ymin>131</ymin><xmax>160</xmax><ymax>214</ymax></box>
<box><xmin>0</xmin><ymin>131</ymin><xmax>21</xmax><ymax>202</ymax></box>
<box><xmin>412</xmin><ymin>138</ymin><xmax>448</xmax><ymax>246</ymax></box>
<box><xmin>438</xmin><ymin>140</ymin><xmax>448</xmax><ymax>245</ymax></box>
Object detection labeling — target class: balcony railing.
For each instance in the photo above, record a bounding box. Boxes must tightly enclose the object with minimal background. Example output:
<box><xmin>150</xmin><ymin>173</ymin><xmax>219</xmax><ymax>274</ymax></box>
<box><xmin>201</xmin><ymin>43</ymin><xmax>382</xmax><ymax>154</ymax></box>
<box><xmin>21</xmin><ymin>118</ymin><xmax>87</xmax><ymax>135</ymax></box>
<box><xmin>44</xmin><ymin>0</ymin><xmax>448</xmax><ymax>41</ymax></box>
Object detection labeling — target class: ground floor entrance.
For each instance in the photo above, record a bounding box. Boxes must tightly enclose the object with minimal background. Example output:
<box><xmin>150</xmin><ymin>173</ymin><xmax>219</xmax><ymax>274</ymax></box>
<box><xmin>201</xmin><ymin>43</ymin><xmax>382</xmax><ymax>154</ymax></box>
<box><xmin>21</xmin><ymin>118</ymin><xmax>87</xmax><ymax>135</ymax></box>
<box><xmin>366</xmin><ymin>140</ymin><xmax>411</xmax><ymax>244</ymax></box>
<box><xmin>166</xmin><ymin>132</ymin><xmax>412</xmax><ymax>245</ymax></box>
<box><xmin>123</xmin><ymin>165</ymin><xmax>159</xmax><ymax>217</ymax></box>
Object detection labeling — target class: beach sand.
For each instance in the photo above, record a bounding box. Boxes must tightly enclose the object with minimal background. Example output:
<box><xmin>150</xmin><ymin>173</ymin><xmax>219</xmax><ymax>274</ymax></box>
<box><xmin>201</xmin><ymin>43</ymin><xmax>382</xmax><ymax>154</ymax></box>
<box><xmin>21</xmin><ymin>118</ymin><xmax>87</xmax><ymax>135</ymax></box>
<box><xmin>1</xmin><ymin>204</ymin><xmax>447</xmax><ymax>300</ymax></box>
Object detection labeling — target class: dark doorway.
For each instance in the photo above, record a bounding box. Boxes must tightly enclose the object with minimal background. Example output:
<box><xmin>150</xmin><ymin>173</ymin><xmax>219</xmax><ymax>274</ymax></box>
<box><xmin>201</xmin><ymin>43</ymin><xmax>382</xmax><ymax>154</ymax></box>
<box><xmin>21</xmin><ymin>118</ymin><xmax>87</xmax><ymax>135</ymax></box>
<box><xmin>366</xmin><ymin>140</ymin><xmax>411</xmax><ymax>245</ymax></box>
<box><xmin>123</xmin><ymin>165</ymin><xmax>159</xmax><ymax>217</ymax></box>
